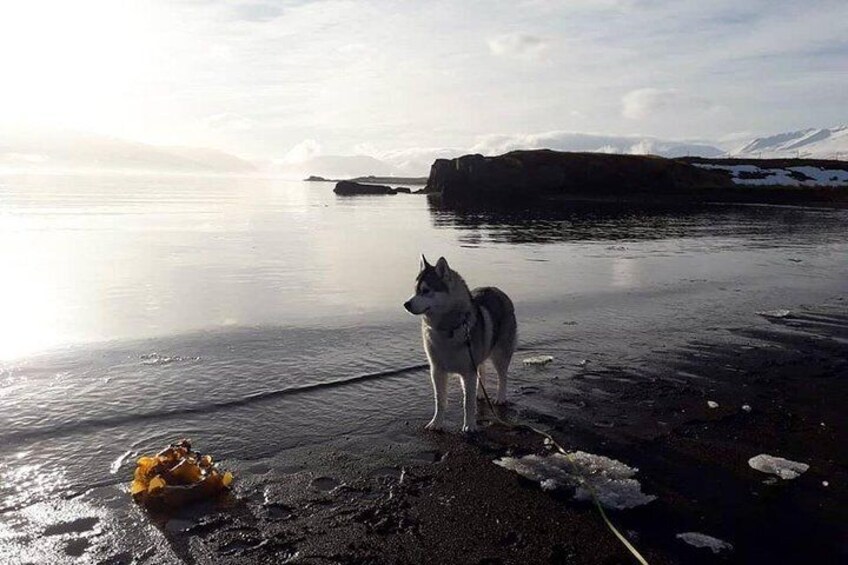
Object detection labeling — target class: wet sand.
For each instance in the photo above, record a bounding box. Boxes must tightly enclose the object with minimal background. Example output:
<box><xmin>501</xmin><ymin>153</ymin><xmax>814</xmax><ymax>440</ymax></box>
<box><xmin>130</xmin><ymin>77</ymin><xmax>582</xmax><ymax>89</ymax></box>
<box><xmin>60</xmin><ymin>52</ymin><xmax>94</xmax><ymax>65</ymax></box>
<box><xmin>82</xmin><ymin>299</ymin><xmax>845</xmax><ymax>565</ymax></box>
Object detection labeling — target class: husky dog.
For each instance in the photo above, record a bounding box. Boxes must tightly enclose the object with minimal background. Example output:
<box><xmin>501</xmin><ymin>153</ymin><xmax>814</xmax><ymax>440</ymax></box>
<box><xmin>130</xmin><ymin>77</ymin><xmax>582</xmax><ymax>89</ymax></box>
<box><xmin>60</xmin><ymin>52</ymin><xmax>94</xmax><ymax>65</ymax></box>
<box><xmin>403</xmin><ymin>256</ymin><xmax>517</xmax><ymax>432</ymax></box>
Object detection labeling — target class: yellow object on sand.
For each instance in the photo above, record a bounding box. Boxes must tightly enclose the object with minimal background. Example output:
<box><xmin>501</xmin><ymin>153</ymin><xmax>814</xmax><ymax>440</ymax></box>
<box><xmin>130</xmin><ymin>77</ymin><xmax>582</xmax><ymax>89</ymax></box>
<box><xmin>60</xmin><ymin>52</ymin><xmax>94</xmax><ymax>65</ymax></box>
<box><xmin>130</xmin><ymin>439</ymin><xmax>234</xmax><ymax>508</ymax></box>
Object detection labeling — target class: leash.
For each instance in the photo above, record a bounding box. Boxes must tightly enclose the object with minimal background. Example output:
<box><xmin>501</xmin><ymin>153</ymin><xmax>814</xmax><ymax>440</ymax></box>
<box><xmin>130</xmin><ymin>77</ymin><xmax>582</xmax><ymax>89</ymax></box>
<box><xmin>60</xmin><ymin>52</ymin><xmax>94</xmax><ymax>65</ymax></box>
<box><xmin>463</xmin><ymin>321</ymin><xmax>650</xmax><ymax>565</ymax></box>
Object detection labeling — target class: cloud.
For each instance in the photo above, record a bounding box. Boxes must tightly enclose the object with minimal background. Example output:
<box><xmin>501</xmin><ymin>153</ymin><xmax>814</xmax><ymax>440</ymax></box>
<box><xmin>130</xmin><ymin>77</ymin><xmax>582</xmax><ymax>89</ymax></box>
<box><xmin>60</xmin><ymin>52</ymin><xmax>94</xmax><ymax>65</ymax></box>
<box><xmin>376</xmin><ymin>146</ymin><xmax>465</xmax><ymax>175</ymax></box>
<box><xmin>225</xmin><ymin>0</ymin><xmax>287</xmax><ymax>22</ymax></box>
<box><xmin>205</xmin><ymin>112</ymin><xmax>255</xmax><ymax>131</ymax></box>
<box><xmin>2</xmin><ymin>1</ymin><xmax>844</xmax><ymax>159</ymax></box>
<box><xmin>621</xmin><ymin>88</ymin><xmax>676</xmax><ymax>120</ymax></box>
<box><xmin>468</xmin><ymin>130</ymin><xmax>724</xmax><ymax>158</ymax></box>
<box><xmin>487</xmin><ymin>33</ymin><xmax>550</xmax><ymax>60</ymax></box>
<box><xmin>281</xmin><ymin>139</ymin><xmax>322</xmax><ymax>164</ymax></box>
<box><xmin>622</xmin><ymin>88</ymin><xmax>717</xmax><ymax>120</ymax></box>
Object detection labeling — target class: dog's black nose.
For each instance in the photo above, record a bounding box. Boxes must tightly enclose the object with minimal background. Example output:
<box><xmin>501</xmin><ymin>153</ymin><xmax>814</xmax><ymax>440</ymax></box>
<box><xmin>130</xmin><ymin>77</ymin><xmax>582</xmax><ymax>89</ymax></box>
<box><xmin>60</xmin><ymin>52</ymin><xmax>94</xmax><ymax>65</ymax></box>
<box><xmin>403</xmin><ymin>300</ymin><xmax>413</xmax><ymax>313</ymax></box>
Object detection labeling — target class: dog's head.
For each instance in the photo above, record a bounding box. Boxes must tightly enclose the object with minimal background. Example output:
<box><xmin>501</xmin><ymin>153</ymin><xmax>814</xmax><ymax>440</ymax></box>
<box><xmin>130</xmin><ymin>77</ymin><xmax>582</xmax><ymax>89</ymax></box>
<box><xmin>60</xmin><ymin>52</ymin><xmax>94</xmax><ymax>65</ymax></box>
<box><xmin>403</xmin><ymin>255</ymin><xmax>454</xmax><ymax>316</ymax></box>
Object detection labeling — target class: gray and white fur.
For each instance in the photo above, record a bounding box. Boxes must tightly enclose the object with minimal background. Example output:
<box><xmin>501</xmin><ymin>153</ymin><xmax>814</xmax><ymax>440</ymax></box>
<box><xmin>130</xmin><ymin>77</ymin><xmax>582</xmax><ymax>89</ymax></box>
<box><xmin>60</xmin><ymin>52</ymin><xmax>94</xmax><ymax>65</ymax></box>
<box><xmin>403</xmin><ymin>256</ymin><xmax>517</xmax><ymax>432</ymax></box>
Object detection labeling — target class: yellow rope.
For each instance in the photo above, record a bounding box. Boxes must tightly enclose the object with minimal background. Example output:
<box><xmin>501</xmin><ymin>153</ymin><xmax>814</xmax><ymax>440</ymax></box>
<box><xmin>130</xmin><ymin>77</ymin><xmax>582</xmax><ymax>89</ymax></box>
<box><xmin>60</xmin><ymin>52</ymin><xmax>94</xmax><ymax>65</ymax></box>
<box><xmin>476</xmin><ymin>374</ymin><xmax>650</xmax><ymax>565</ymax></box>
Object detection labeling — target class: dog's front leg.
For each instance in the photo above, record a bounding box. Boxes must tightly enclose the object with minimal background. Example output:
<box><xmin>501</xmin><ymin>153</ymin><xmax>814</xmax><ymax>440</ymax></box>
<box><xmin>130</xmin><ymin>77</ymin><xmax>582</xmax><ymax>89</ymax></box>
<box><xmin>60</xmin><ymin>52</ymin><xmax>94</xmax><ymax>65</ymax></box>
<box><xmin>425</xmin><ymin>368</ymin><xmax>448</xmax><ymax>431</ymax></box>
<box><xmin>460</xmin><ymin>371</ymin><xmax>478</xmax><ymax>433</ymax></box>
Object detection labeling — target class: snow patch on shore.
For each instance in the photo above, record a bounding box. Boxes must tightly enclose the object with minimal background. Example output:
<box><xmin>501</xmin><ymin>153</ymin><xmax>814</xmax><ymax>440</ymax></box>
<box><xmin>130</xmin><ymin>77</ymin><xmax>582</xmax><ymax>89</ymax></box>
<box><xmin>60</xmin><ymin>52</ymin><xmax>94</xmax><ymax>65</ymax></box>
<box><xmin>676</xmin><ymin>532</ymin><xmax>734</xmax><ymax>553</ymax></box>
<box><xmin>494</xmin><ymin>451</ymin><xmax>656</xmax><ymax>509</ymax></box>
<box><xmin>694</xmin><ymin>163</ymin><xmax>848</xmax><ymax>187</ymax></box>
<box><xmin>748</xmin><ymin>454</ymin><xmax>809</xmax><ymax>480</ymax></box>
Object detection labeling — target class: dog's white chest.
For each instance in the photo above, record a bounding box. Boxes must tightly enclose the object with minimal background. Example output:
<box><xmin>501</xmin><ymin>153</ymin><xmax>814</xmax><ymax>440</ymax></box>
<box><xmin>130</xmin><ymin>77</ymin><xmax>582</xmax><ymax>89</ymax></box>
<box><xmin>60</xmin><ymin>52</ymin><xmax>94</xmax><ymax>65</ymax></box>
<box><xmin>422</xmin><ymin>325</ymin><xmax>473</xmax><ymax>373</ymax></box>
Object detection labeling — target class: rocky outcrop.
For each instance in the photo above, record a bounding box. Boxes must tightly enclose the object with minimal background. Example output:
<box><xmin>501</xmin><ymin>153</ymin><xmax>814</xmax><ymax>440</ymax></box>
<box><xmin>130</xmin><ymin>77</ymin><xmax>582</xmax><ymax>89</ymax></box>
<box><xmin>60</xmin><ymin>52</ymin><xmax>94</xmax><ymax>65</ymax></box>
<box><xmin>333</xmin><ymin>180</ymin><xmax>397</xmax><ymax>195</ymax></box>
<box><xmin>425</xmin><ymin>150</ymin><xmax>735</xmax><ymax>205</ymax></box>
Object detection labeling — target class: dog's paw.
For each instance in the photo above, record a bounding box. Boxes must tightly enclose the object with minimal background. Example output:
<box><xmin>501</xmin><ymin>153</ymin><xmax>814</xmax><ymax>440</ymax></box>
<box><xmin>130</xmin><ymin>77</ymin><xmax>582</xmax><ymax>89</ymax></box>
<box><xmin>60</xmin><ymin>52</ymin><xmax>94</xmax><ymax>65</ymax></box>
<box><xmin>424</xmin><ymin>419</ymin><xmax>444</xmax><ymax>432</ymax></box>
<box><xmin>461</xmin><ymin>423</ymin><xmax>478</xmax><ymax>434</ymax></box>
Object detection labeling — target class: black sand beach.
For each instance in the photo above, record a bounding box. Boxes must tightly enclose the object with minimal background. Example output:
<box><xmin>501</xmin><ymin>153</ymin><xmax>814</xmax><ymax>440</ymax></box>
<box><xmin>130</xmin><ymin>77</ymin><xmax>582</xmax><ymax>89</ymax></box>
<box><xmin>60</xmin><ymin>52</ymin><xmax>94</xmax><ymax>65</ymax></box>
<box><xmin>148</xmin><ymin>299</ymin><xmax>847</xmax><ymax>565</ymax></box>
<box><xmin>9</xmin><ymin>298</ymin><xmax>843</xmax><ymax>564</ymax></box>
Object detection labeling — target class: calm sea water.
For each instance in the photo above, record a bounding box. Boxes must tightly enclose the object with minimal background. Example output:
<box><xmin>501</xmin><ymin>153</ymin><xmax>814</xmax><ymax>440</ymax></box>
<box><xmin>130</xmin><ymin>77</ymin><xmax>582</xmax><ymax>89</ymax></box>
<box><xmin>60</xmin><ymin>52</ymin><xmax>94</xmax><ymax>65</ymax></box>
<box><xmin>1</xmin><ymin>173</ymin><xmax>847</xmax><ymax>556</ymax></box>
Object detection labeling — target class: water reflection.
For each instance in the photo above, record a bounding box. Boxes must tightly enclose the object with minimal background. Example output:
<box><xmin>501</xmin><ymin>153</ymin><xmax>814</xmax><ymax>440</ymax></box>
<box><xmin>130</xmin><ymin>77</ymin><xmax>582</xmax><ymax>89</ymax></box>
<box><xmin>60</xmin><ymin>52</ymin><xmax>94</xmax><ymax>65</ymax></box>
<box><xmin>2</xmin><ymin>173</ymin><xmax>846</xmax><ymax>360</ymax></box>
<box><xmin>428</xmin><ymin>200</ymin><xmax>848</xmax><ymax>247</ymax></box>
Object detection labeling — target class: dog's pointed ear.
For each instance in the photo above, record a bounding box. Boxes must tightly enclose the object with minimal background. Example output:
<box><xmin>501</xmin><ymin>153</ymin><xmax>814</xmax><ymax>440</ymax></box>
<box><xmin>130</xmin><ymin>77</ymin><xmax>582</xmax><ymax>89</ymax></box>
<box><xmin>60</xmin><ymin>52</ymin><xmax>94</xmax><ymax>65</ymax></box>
<box><xmin>420</xmin><ymin>254</ymin><xmax>431</xmax><ymax>271</ymax></box>
<box><xmin>434</xmin><ymin>256</ymin><xmax>449</xmax><ymax>277</ymax></box>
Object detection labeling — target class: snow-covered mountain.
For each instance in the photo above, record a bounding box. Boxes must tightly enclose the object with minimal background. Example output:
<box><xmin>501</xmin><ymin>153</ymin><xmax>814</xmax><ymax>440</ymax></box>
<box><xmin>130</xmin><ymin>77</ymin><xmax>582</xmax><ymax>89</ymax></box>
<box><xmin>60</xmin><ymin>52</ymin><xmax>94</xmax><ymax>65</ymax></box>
<box><xmin>731</xmin><ymin>126</ymin><xmax>848</xmax><ymax>160</ymax></box>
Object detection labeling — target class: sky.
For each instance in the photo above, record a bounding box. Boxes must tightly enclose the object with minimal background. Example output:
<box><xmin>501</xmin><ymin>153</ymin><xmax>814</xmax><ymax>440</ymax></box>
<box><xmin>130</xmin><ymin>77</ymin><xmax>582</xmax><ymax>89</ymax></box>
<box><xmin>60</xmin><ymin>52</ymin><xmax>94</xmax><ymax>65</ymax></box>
<box><xmin>0</xmin><ymin>0</ymin><xmax>845</xmax><ymax>164</ymax></box>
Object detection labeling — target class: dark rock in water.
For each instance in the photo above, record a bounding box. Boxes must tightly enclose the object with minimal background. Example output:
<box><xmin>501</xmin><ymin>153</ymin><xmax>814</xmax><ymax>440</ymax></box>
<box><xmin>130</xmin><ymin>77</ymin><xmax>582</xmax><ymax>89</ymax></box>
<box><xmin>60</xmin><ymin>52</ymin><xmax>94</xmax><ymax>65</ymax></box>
<box><xmin>333</xmin><ymin>180</ymin><xmax>397</xmax><ymax>195</ymax></box>
<box><xmin>425</xmin><ymin>150</ymin><xmax>733</xmax><ymax>205</ymax></box>
<box><xmin>394</xmin><ymin>187</ymin><xmax>412</xmax><ymax>194</ymax></box>
<box><xmin>351</xmin><ymin>175</ymin><xmax>429</xmax><ymax>186</ymax></box>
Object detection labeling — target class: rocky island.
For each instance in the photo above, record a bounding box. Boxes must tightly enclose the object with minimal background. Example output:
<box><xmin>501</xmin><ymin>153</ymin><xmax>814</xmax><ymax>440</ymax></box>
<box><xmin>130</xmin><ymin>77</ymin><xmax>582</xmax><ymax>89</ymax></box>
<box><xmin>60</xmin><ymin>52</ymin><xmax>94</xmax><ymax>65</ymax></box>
<box><xmin>423</xmin><ymin>150</ymin><xmax>848</xmax><ymax>207</ymax></box>
<box><xmin>309</xmin><ymin>174</ymin><xmax>427</xmax><ymax>185</ymax></box>
<box><xmin>333</xmin><ymin>179</ymin><xmax>398</xmax><ymax>195</ymax></box>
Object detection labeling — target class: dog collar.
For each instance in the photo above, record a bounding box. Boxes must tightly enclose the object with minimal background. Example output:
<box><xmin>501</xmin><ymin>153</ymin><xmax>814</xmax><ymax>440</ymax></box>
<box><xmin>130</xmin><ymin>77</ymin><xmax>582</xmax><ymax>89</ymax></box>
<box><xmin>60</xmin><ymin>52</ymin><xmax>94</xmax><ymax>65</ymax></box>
<box><xmin>434</xmin><ymin>309</ymin><xmax>473</xmax><ymax>339</ymax></box>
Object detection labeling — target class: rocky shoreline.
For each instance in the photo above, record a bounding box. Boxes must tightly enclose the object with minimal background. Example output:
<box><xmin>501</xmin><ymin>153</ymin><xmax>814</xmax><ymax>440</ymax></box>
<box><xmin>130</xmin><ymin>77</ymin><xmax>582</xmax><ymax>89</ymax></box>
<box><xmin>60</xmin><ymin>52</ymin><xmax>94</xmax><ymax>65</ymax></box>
<box><xmin>150</xmin><ymin>300</ymin><xmax>848</xmax><ymax>564</ymax></box>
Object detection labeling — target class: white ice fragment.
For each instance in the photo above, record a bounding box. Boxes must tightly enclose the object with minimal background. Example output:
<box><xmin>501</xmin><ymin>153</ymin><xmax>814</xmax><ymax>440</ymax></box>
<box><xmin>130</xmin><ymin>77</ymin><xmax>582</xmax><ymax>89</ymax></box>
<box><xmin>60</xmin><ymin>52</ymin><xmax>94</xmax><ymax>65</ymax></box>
<box><xmin>742</xmin><ymin>404</ymin><xmax>752</xmax><ymax>412</ymax></box>
<box><xmin>494</xmin><ymin>451</ymin><xmax>656</xmax><ymax>510</ymax></box>
<box><xmin>110</xmin><ymin>450</ymin><xmax>133</xmax><ymax>474</ymax></box>
<box><xmin>756</xmin><ymin>309</ymin><xmax>791</xmax><ymax>319</ymax></box>
<box><xmin>523</xmin><ymin>355</ymin><xmax>554</xmax><ymax>366</ymax></box>
<box><xmin>822</xmin><ymin>481</ymin><xmax>829</xmax><ymax>487</ymax></box>
<box><xmin>707</xmin><ymin>400</ymin><xmax>719</xmax><ymax>409</ymax></box>
<box><xmin>676</xmin><ymin>532</ymin><xmax>733</xmax><ymax>554</ymax></box>
<box><xmin>748</xmin><ymin>454</ymin><xmax>809</xmax><ymax>480</ymax></box>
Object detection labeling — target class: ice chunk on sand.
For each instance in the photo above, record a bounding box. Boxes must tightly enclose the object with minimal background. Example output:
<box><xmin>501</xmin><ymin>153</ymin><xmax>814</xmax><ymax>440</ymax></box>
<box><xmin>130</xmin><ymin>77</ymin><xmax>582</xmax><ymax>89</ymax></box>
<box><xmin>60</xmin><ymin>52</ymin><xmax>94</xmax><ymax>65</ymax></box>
<box><xmin>707</xmin><ymin>400</ymin><xmax>719</xmax><ymax>409</ymax></box>
<box><xmin>676</xmin><ymin>532</ymin><xmax>733</xmax><ymax>553</ymax></box>
<box><xmin>748</xmin><ymin>454</ymin><xmax>809</xmax><ymax>480</ymax></box>
<box><xmin>523</xmin><ymin>355</ymin><xmax>554</xmax><ymax>366</ymax></box>
<box><xmin>756</xmin><ymin>309</ymin><xmax>791</xmax><ymax>319</ymax></box>
<box><xmin>494</xmin><ymin>451</ymin><xmax>656</xmax><ymax>510</ymax></box>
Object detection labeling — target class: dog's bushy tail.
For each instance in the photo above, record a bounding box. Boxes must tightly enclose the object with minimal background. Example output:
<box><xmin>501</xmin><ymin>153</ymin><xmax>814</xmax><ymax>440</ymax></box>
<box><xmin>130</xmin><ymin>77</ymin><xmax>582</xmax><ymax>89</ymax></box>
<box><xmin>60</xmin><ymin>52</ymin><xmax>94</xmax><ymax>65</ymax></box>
<box><xmin>472</xmin><ymin>286</ymin><xmax>517</xmax><ymax>354</ymax></box>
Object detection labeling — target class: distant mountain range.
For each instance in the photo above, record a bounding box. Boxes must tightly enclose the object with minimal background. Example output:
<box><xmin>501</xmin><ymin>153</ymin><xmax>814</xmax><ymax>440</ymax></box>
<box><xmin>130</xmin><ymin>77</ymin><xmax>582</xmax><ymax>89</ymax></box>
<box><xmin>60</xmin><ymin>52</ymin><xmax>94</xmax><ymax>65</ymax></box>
<box><xmin>0</xmin><ymin>129</ymin><xmax>256</xmax><ymax>174</ymax></box>
<box><xmin>270</xmin><ymin>154</ymin><xmax>402</xmax><ymax>179</ymax></box>
<box><xmin>2</xmin><ymin>126</ymin><xmax>844</xmax><ymax>177</ymax></box>
<box><xmin>730</xmin><ymin>126</ymin><xmax>848</xmax><ymax>160</ymax></box>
